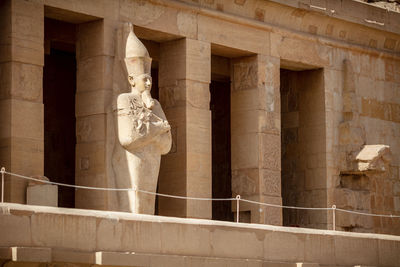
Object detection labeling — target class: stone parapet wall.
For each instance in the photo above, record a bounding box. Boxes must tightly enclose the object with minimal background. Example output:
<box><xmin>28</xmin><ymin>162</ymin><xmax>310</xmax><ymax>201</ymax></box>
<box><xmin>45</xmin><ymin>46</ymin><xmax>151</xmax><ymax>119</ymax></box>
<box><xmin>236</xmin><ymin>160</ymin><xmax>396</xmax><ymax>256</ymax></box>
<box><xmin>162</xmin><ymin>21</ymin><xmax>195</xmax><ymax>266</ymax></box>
<box><xmin>0</xmin><ymin>203</ymin><xmax>400</xmax><ymax>267</ymax></box>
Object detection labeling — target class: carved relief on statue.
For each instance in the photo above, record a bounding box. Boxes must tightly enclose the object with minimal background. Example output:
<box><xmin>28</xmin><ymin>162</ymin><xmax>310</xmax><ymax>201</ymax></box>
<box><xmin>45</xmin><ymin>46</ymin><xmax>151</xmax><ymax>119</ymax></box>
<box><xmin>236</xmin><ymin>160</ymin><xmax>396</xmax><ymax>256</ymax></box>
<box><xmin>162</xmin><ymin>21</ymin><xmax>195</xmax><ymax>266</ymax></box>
<box><xmin>112</xmin><ymin>23</ymin><xmax>172</xmax><ymax>214</ymax></box>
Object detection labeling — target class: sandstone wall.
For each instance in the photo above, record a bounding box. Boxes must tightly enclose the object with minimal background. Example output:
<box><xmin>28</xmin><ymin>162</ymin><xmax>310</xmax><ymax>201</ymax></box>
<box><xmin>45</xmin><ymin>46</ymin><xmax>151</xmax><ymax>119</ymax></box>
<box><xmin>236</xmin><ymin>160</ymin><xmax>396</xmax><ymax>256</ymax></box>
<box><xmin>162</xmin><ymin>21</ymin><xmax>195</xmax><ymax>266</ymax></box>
<box><xmin>326</xmin><ymin>48</ymin><xmax>400</xmax><ymax>234</ymax></box>
<box><xmin>0</xmin><ymin>0</ymin><xmax>399</xmax><ymax>234</ymax></box>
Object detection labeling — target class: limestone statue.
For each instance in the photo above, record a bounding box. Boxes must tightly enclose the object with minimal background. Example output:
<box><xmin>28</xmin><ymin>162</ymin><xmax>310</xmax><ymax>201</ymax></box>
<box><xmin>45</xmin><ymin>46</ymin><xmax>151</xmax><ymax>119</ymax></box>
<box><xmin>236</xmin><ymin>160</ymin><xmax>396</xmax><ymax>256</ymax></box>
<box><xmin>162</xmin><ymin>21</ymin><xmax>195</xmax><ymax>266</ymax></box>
<box><xmin>112</xmin><ymin>23</ymin><xmax>172</xmax><ymax>214</ymax></box>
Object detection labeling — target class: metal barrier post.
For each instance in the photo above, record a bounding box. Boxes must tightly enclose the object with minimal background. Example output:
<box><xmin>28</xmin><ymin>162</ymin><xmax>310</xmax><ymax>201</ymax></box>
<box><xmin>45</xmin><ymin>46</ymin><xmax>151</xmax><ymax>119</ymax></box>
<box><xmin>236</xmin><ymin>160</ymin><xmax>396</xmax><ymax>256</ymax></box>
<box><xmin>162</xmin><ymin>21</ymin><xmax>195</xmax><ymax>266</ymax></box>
<box><xmin>332</xmin><ymin>205</ymin><xmax>336</xmax><ymax>231</ymax></box>
<box><xmin>236</xmin><ymin>195</ymin><xmax>241</xmax><ymax>223</ymax></box>
<box><xmin>1</xmin><ymin>167</ymin><xmax>5</xmax><ymax>203</ymax></box>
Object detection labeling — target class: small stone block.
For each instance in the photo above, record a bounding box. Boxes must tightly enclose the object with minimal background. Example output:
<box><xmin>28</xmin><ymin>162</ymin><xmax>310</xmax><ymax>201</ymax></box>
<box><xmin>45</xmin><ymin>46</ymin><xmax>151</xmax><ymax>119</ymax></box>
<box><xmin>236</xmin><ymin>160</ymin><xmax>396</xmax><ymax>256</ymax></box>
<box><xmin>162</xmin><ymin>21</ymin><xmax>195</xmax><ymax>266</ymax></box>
<box><xmin>96</xmin><ymin>251</ymin><xmax>150</xmax><ymax>266</ymax></box>
<box><xmin>26</xmin><ymin>184</ymin><xmax>58</xmax><ymax>207</ymax></box>
<box><xmin>11</xmin><ymin>247</ymin><xmax>51</xmax><ymax>262</ymax></box>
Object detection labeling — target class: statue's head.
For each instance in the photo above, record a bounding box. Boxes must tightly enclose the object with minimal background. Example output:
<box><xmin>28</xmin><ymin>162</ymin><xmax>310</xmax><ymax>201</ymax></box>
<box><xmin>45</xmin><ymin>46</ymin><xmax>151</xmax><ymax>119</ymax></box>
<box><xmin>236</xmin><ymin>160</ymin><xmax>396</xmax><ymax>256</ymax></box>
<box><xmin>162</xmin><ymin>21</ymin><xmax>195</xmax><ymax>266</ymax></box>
<box><xmin>124</xmin><ymin>23</ymin><xmax>154</xmax><ymax>108</ymax></box>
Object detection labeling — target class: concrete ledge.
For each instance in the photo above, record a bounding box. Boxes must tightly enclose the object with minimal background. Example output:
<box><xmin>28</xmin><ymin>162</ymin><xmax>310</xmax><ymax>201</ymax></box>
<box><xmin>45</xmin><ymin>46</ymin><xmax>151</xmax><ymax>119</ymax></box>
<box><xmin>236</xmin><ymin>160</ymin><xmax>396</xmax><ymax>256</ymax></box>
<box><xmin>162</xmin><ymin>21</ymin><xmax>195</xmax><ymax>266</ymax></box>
<box><xmin>0</xmin><ymin>203</ymin><xmax>399</xmax><ymax>267</ymax></box>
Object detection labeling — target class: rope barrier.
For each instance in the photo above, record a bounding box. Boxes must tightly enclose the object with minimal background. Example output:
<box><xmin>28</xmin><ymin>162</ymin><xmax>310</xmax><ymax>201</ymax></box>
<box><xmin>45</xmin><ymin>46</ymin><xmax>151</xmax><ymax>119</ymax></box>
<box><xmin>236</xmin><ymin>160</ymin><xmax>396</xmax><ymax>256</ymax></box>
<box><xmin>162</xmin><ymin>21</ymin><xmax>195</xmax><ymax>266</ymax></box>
<box><xmin>1</xmin><ymin>169</ymin><xmax>400</xmax><ymax>219</ymax></box>
<box><xmin>5</xmin><ymin>171</ymin><xmax>134</xmax><ymax>192</ymax></box>
<box><xmin>3</xmin><ymin>170</ymin><xmax>234</xmax><ymax>201</ymax></box>
<box><xmin>240</xmin><ymin>198</ymin><xmax>332</xmax><ymax>210</ymax></box>
<box><xmin>336</xmin><ymin>208</ymin><xmax>400</xmax><ymax>218</ymax></box>
<box><xmin>135</xmin><ymin>188</ymin><xmax>234</xmax><ymax>201</ymax></box>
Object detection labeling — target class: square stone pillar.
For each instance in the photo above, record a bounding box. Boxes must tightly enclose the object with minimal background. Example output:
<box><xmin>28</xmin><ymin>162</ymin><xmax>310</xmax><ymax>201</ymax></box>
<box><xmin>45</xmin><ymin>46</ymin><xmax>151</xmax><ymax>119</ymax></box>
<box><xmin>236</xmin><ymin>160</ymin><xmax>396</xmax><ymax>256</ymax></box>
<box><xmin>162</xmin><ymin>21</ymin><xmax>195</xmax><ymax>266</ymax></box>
<box><xmin>75</xmin><ymin>19</ymin><xmax>115</xmax><ymax>210</ymax></box>
<box><xmin>231</xmin><ymin>55</ymin><xmax>282</xmax><ymax>225</ymax></box>
<box><xmin>158</xmin><ymin>38</ymin><xmax>212</xmax><ymax>219</ymax></box>
<box><xmin>0</xmin><ymin>0</ymin><xmax>44</xmax><ymax>203</ymax></box>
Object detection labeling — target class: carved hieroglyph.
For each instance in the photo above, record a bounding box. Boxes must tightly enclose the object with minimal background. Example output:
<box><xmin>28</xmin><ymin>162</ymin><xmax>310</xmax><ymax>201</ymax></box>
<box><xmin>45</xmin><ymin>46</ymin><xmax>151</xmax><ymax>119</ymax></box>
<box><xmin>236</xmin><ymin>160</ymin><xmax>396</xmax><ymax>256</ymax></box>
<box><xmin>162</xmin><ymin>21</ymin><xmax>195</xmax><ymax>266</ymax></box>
<box><xmin>112</xmin><ymin>23</ymin><xmax>172</xmax><ymax>214</ymax></box>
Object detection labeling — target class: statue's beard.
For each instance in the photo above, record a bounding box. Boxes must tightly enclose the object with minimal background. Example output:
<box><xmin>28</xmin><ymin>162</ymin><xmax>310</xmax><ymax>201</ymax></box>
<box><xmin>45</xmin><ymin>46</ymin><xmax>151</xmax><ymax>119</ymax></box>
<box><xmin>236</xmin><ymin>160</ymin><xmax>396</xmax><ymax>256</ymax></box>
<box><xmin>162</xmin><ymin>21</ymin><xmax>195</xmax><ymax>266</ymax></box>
<box><xmin>142</xmin><ymin>90</ymin><xmax>155</xmax><ymax>109</ymax></box>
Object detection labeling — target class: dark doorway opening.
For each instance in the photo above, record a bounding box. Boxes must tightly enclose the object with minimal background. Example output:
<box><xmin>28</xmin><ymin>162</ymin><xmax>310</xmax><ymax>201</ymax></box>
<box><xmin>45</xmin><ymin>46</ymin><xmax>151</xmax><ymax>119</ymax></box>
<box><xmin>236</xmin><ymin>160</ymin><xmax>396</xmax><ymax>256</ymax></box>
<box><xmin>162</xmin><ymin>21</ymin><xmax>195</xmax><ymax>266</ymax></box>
<box><xmin>210</xmin><ymin>80</ymin><xmax>233</xmax><ymax>221</ymax></box>
<box><xmin>151</xmin><ymin>67</ymin><xmax>159</xmax><ymax>101</ymax></box>
<box><xmin>43</xmin><ymin>18</ymin><xmax>76</xmax><ymax>208</ymax></box>
<box><xmin>280</xmin><ymin>67</ymin><xmax>326</xmax><ymax>228</ymax></box>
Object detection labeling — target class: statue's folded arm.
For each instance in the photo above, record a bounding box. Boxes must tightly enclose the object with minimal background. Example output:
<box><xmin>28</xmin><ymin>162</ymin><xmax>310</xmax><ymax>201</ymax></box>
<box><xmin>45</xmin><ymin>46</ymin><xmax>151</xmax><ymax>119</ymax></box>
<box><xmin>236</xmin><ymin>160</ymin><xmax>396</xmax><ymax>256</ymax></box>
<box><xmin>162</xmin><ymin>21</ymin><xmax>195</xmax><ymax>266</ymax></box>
<box><xmin>115</xmin><ymin>94</ymin><xmax>171</xmax><ymax>152</ymax></box>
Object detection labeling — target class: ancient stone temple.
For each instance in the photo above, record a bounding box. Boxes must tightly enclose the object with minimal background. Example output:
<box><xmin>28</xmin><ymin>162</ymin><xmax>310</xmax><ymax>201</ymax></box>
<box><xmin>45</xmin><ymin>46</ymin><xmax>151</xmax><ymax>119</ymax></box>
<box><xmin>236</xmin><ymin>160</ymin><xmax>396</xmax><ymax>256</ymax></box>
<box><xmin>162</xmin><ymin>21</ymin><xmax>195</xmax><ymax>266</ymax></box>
<box><xmin>0</xmin><ymin>0</ymin><xmax>400</xmax><ymax>266</ymax></box>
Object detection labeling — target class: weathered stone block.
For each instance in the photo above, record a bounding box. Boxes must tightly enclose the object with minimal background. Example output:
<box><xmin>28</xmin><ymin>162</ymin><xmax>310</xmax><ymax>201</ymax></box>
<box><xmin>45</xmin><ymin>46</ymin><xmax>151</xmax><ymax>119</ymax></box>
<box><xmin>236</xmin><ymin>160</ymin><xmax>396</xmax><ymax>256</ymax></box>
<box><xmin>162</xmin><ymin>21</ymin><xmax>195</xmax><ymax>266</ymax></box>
<box><xmin>75</xmin><ymin>89</ymin><xmax>112</xmax><ymax>117</ymax></box>
<box><xmin>77</xmin><ymin>20</ymin><xmax>112</xmax><ymax>60</ymax></box>
<box><xmin>261</xmin><ymin>169</ymin><xmax>281</xmax><ymax>197</ymax></box>
<box><xmin>271</xmin><ymin>33</ymin><xmax>330</xmax><ymax>67</ymax></box>
<box><xmin>198</xmin><ymin>15</ymin><xmax>270</xmax><ymax>56</ymax></box>
<box><xmin>96</xmin><ymin>251</ymin><xmax>150</xmax><ymax>266</ymax></box>
<box><xmin>0</xmin><ymin>211</ymin><xmax>31</xmax><ymax>247</ymax></box>
<box><xmin>7</xmin><ymin>99</ymin><xmax>43</xmax><ymax>141</ymax></box>
<box><xmin>0</xmin><ymin>100</ymin><xmax>11</xmax><ymax>139</ymax></box>
<box><xmin>231</xmin><ymin>133</ymin><xmax>259</xmax><ymax>170</ymax></box>
<box><xmin>334</xmin><ymin>236</ymin><xmax>378</xmax><ymax>266</ymax></box>
<box><xmin>159</xmin><ymin>38</ymin><xmax>210</xmax><ymax>87</ymax></box>
<box><xmin>260</xmin><ymin>133</ymin><xmax>281</xmax><ymax>171</ymax></box>
<box><xmin>259</xmin><ymin>195</ymin><xmax>282</xmax><ymax>225</ymax></box>
<box><xmin>232</xmin><ymin>58</ymin><xmax>258</xmax><ymax>91</ymax></box>
<box><xmin>10</xmin><ymin>137</ymin><xmax>44</xmax><ymax>176</ymax></box>
<box><xmin>231</xmin><ymin>109</ymin><xmax>259</xmax><ymax>135</ymax></box>
<box><xmin>187</xmin><ymin>105</ymin><xmax>211</xmax><ymax>128</ymax></box>
<box><xmin>304</xmin><ymin>234</ymin><xmax>335</xmax><ymax>265</ymax></box>
<box><xmin>232</xmin><ymin>168</ymin><xmax>259</xmax><ymax>196</ymax></box>
<box><xmin>264</xmin><ymin>231</ymin><xmax>305</xmax><ymax>262</ymax></box>
<box><xmin>75</xmin><ymin>141</ymin><xmax>106</xmax><ymax>175</ymax></box>
<box><xmin>231</xmin><ymin>88</ymin><xmax>259</xmax><ymax>111</ymax></box>
<box><xmin>27</xmin><ymin>184</ymin><xmax>58</xmax><ymax>207</ymax></box>
<box><xmin>150</xmin><ymin>254</ymin><xmax>185</xmax><ymax>267</ymax></box>
<box><xmin>5</xmin><ymin>0</ymin><xmax>44</xmax><ymax>66</ymax></box>
<box><xmin>160</xmin><ymin>222</ymin><xmax>210</xmax><ymax>256</ymax></box>
<box><xmin>186</xmin><ymin>80</ymin><xmax>210</xmax><ymax>110</ymax></box>
<box><xmin>52</xmin><ymin>249</ymin><xmax>95</xmax><ymax>264</ymax></box>
<box><xmin>186</xmin><ymin>39</ymin><xmax>211</xmax><ymax>83</ymax></box>
<box><xmin>187</xmin><ymin>122</ymin><xmax>211</xmax><ymax>154</ymax></box>
<box><xmin>11</xmin><ymin>247</ymin><xmax>51</xmax><ymax>263</ymax></box>
<box><xmin>355</xmin><ymin>145</ymin><xmax>391</xmax><ymax>172</ymax></box>
<box><xmin>378</xmin><ymin>239</ymin><xmax>400</xmax><ymax>267</ymax></box>
<box><xmin>159</xmin><ymin>82</ymin><xmax>187</xmax><ymax>109</ymax></box>
<box><xmin>0</xmin><ymin>63</ymin><xmax>45</xmax><ymax>102</ymax></box>
<box><xmin>159</xmin><ymin>39</ymin><xmax>186</xmax><ymax>87</ymax></box>
<box><xmin>259</xmin><ymin>111</ymin><xmax>280</xmax><ymax>135</ymax></box>
<box><xmin>77</xmin><ymin>56</ymin><xmax>113</xmax><ymax>92</ymax></box>
<box><xmin>76</xmin><ymin>114</ymin><xmax>106</xmax><ymax>143</ymax></box>
<box><xmin>120</xmin><ymin>0</ymin><xmax>197</xmax><ymax>40</ymax></box>
<box><xmin>30</xmin><ymin>212</ymin><xmax>97</xmax><ymax>251</ymax></box>
<box><xmin>187</xmin><ymin>152</ymin><xmax>211</xmax><ymax>179</ymax></box>
<box><xmin>212</xmin><ymin>228</ymin><xmax>263</xmax><ymax>259</ymax></box>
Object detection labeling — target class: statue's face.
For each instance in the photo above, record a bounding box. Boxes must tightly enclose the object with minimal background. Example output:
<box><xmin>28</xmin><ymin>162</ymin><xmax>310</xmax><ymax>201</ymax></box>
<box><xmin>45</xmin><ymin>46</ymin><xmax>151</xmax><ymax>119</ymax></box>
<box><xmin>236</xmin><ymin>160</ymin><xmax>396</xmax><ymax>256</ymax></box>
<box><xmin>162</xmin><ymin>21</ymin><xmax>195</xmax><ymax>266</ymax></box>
<box><xmin>129</xmin><ymin>73</ymin><xmax>154</xmax><ymax>109</ymax></box>
<box><xmin>129</xmin><ymin>73</ymin><xmax>152</xmax><ymax>93</ymax></box>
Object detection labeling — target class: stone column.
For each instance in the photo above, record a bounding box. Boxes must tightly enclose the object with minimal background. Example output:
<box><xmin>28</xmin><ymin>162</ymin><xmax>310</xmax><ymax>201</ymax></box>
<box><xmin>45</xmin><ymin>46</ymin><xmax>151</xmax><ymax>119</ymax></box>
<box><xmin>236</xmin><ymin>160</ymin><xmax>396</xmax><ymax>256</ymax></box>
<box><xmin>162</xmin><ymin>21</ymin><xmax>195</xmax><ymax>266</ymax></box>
<box><xmin>158</xmin><ymin>38</ymin><xmax>211</xmax><ymax>219</ymax></box>
<box><xmin>0</xmin><ymin>0</ymin><xmax>44</xmax><ymax>203</ymax></box>
<box><xmin>231</xmin><ymin>55</ymin><xmax>282</xmax><ymax>225</ymax></box>
<box><xmin>75</xmin><ymin>19</ymin><xmax>114</xmax><ymax>210</ymax></box>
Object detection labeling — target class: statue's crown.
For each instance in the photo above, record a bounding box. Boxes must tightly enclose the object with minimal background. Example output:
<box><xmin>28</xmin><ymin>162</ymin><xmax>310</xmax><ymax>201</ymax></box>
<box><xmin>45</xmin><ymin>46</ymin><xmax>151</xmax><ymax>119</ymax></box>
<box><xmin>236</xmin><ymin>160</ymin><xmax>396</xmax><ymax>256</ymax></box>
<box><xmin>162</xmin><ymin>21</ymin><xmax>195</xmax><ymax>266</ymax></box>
<box><xmin>124</xmin><ymin>23</ymin><xmax>152</xmax><ymax>78</ymax></box>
